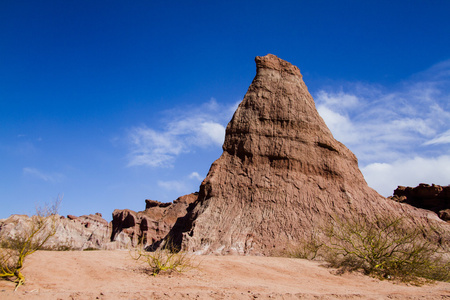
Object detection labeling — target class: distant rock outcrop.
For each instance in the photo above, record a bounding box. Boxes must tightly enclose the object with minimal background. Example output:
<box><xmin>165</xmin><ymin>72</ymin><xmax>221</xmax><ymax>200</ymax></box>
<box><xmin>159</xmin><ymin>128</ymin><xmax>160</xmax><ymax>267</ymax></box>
<box><xmin>0</xmin><ymin>213</ymin><xmax>128</xmax><ymax>250</ymax></box>
<box><xmin>167</xmin><ymin>54</ymin><xmax>448</xmax><ymax>255</ymax></box>
<box><xmin>111</xmin><ymin>193</ymin><xmax>198</xmax><ymax>247</ymax></box>
<box><xmin>390</xmin><ymin>184</ymin><xmax>450</xmax><ymax>221</ymax></box>
<box><xmin>0</xmin><ymin>194</ymin><xmax>198</xmax><ymax>250</ymax></box>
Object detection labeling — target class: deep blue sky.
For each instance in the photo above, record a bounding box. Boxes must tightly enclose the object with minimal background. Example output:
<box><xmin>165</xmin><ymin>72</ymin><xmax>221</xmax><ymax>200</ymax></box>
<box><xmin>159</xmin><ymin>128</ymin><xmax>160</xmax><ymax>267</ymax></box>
<box><xmin>1</xmin><ymin>1</ymin><xmax>450</xmax><ymax>220</ymax></box>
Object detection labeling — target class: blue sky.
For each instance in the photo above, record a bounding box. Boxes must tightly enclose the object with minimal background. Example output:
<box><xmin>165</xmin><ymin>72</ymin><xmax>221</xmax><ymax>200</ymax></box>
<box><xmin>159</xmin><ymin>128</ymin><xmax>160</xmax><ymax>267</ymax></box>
<box><xmin>1</xmin><ymin>1</ymin><xmax>449</xmax><ymax>220</ymax></box>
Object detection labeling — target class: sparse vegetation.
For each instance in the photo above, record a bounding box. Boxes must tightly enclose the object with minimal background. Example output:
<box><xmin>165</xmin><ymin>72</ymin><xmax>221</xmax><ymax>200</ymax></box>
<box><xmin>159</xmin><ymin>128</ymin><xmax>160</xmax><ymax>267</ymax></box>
<box><xmin>285</xmin><ymin>229</ymin><xmax>323</xmax><ymax>260</ymax></box>
<box><xmin>0</xmin><ymin>198</ymin><xmax>61</xmax><ymax>290</ymax></box>
<box><xmin>130</xmin><ymin>238</ymin><xmax>197</xmax><ymax>276</ymax></box>
<box><xmin>289</xmin><ymin>214</ymin><xmax>450</xmax><ymax>284</ymax></box>
<box><xmin>40</xmin><ymin>243</ymin><xmax>74</xmax><ymax>251</ymax></box>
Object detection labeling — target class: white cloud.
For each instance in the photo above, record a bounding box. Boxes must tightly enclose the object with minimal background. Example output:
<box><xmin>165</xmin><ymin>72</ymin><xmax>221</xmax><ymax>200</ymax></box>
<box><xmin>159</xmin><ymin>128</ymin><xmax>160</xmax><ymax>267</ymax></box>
<box><xmin>423</xmin><ymin>129</ymin><xmax>450</xmax><ymax>145</ymax></box>
<box><xmin>127</xmin><ymin>99</ymin><xmax>233</xmax><ymax>168</ymax></box>
<box><xmin>23</xmin><ymin>167</ymin><xmax>64</xmax><ymax>183</ymax></box>
<box><xmin>361</xmin><ymin>155</ymin><xmax>450</xmax><ymax>197</ymax></box>
<box><xmin>199</xmin><ymin>122</ymin><xmax>226</xmax><ymax>146</ymax></box>
<box><xmin>188</xmin><ymin>171</ymin><xmax>204</xmax><ymax>181</ymax></box>
<box><xmin>157</xmin><ymin>180</ymin><xmax>189</xmax><ymax>192</ymax></box>
<box><xmin>316</xmin><ymin>90</ymin><xmax>359</xmax><ymax>109</ymax></box>
<box><xmin>127</xmin><ymin>126</ymin><xmax>184</xmax><ymax>167</ymax></box>
<box><xmin>316</xmin><ymin>60</ymin><xmax>450</xmax><ymax>163</ymax></box>
<box><xmin>158</xmin><ymin>171</ymin><xmax>204</xmax><ymax>193</ymax></box>
<box><xmin>316</xmin><ymin>105</ymin><xmax>358</xmax><ymax>144</ymax></box>
<box><xmin>315</xmin><ymin>59</ymin><xmax>450</xmax><ymax>196</ymax></box>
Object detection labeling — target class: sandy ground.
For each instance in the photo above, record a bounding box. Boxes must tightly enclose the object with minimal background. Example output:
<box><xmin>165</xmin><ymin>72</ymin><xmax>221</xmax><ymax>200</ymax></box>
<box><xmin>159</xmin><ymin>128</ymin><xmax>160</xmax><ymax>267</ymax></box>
<box><xmin>0</xmin><ymin>250</ymin><xmax>449</xmax><ymax>299</ymax></box>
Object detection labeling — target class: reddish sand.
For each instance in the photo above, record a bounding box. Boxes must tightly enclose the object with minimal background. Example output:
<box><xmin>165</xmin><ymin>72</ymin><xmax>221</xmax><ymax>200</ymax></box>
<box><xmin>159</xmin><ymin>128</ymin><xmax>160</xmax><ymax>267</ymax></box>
<box><xmin>0</xmin><ymin>250</ymin><xmax>449</xmax><ymax>299</ymax></box>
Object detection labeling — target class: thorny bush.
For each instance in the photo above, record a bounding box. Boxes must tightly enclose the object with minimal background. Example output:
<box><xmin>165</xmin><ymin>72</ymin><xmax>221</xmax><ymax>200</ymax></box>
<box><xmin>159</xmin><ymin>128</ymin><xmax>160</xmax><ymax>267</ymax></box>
<box><xmin>290</xmin><ymin>214</ymin><xmax>450</xmax><ymax>283</ymax></box>
<box><xmin>130</xmin><ymin>238</ymin><xmax>197</xmax><ymax>276</ymax></box>
<box><xmin>0</xmin><ymin>198</ymin><xmax>61</xmax><ymax>290</ymax></box>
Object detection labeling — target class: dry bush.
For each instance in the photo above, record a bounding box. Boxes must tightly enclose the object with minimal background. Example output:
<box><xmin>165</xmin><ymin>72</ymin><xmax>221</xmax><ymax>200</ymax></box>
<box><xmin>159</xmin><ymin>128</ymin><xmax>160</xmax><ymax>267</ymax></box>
<box><xmin>0</xmin><ymin>198</ymin><xmax>60</xmax><ymax>290</ymax></box>
<box><xmin>288</xmin><ymin>214</ymin><xmax>450</xmax><ymax>283</ymax></box>
<box><xmin>285</xmin><ymin>229</ymin><xmax>323</xmax><ymax>260</ymax></box>
<box><xmin>130</xmin><ymin>238</ymin><xmax>197</xmax><ymax>276</ymax></box>
<box><xmin>323</xmin><ymin>215</ymin><xmax>450</xmax><ymax>283</ymax></box>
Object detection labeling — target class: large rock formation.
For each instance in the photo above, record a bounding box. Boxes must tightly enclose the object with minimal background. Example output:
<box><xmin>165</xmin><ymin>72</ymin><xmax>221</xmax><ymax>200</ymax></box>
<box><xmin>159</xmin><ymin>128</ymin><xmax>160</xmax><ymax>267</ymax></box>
<box><xmin>390</xmin><ymin>184</ymin><xmax>450</xmax><ymax>221</ymax></box>
<box><xmin>111</xmin><ymin>193</ymin><xmax>198</xmax><ymax>247</ymax></box>
<box><xmin>168</xmin><ymin>54</ymin><xmax>447</xmax><ymax>255</ymax></box>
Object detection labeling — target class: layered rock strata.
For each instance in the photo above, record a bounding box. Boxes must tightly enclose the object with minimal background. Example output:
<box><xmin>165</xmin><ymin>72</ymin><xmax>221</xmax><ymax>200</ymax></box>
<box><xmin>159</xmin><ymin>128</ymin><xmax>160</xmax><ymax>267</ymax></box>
<box><xmin>167</xmin><ymin>54</ymin><xmax>448</xmax><ymax>255</ymax></box>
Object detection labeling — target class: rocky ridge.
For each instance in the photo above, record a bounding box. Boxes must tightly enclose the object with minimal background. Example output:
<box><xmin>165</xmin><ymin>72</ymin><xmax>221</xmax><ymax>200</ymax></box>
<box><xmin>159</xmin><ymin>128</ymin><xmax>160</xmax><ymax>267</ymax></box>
<box><xmin>0</xmin><ymin>193</ymin><xmax>197</xmax><ymax>250</ymax></box>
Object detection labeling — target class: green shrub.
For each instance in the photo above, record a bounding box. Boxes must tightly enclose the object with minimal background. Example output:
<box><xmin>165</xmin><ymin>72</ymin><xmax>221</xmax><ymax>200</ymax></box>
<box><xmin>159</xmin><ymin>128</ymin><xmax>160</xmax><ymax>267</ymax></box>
<box><xmin>287</xmin><ymin>214</ymin><xmax>450</xmax><ymax>284</ymax></box>
<box><xmin>322</xmin><ymin>214</ymin><xmax>450</xmax><ymax>283</ymax></box>
<box><xmin>40</xmin><ymin>244</ymin><xmax>74</xmax><ymax>251</ymax></box>
<box><xmin>0</xmin><ymin>199</ymin><xmax>60</xmax><ymax>290</ymax></box>
<box><xmin>285</xmin><ymin>229</ymin><xmax>323</xmax><ymax>260</ymax></box>
<box><xmin>130</xmin><ymin>238</ymin><xmax>196</xmax><ymax>276</ymax></box>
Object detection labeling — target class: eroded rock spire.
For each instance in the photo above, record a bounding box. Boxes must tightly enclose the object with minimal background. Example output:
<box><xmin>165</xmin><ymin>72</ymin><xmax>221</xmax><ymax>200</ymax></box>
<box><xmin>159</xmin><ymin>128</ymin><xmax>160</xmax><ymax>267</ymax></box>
<box><xmin>168</xmin><ymin>54</ymin><xmax>446</xmax><ymax>255</ymax></box>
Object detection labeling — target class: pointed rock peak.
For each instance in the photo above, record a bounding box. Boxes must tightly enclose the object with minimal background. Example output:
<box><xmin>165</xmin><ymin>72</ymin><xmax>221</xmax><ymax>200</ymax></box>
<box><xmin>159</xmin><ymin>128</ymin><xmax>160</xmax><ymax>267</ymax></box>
<box><xmin>255</xmin><ymin>54</ymin><xmax>301</xmax><ymax>77</ymax></box>
<box><xmin>165</xmin><ymin>55</ymin><xmax>448</xmax><ymax>255</ymax></box>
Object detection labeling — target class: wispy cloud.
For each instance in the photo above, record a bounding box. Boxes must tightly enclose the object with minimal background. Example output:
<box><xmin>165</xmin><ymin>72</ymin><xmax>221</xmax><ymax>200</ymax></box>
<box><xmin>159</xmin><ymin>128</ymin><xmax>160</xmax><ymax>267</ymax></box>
<box><xmin>188</xmin><ymin>171</ymin><xmax>204</xmax><ymax>181</ymax></box>
<box><xmin>23</xmin><ymin>167</ymin><xmax>64</xmax><ymax>183</ymax></box>
<box><xmin>157</xmin><ymin>180</ymin><xmax>189</xmax><ymax>193</ymax></box>
<box><xmin>127</xmin><ymin>99</ymin><xmax>235</xmax><ymax>168</ymax></box>
<box><xmin>127</xmin><ymin>126</ymin><xmax>185</xmax><ymax>167</ymax></box>
<box><xmin>157</xmin><ymin>171</ymin><xmax>205</xmax><ymax>193</ymax></box>
<box><xmin>315</xmin><ymin>59</ymin><xmax>450</xmax><ymax>196</ymax></box>
<box><xmin>423</xmin><ymin>129</ymin><xmax>450</xmax><ymax>145</ymax></box>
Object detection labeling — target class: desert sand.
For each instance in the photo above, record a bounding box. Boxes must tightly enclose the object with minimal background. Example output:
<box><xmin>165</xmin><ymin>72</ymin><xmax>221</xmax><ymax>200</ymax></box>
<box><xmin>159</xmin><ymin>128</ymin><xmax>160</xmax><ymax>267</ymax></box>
<box><xmin>0</xmin><ymin>250</ymin><xmax>449</xmax><ymax>299</ymax></box>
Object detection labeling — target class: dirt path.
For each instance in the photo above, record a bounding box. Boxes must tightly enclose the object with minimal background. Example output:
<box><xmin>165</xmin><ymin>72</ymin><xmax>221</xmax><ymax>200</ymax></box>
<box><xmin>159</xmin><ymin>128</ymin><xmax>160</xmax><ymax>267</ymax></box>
<box><xmin>0</xmin><ymin>250</ymin><xmax>449</xmax><ymax>299</ymax></box>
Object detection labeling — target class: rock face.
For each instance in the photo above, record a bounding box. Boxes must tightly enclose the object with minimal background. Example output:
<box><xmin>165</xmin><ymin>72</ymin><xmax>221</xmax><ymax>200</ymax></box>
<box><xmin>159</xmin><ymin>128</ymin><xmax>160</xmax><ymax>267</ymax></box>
<box><xmin>168</xmin><ymin>54</ymin><xmax>447</xmax><ymax>255</ymax></box>
<box><xmin>111</xmin><ymin>193</ymin><xmax>198</xmax><ymax>247</ymax></box>
<box><xmin>0</xmin><ymin>213</ymin><xmax>128</xmax><ymax>250</ymax></box>
<box><xmin>390</xmin><ymin>184</ymin><xmax>450</xmax><ymax>221</ymax></box>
